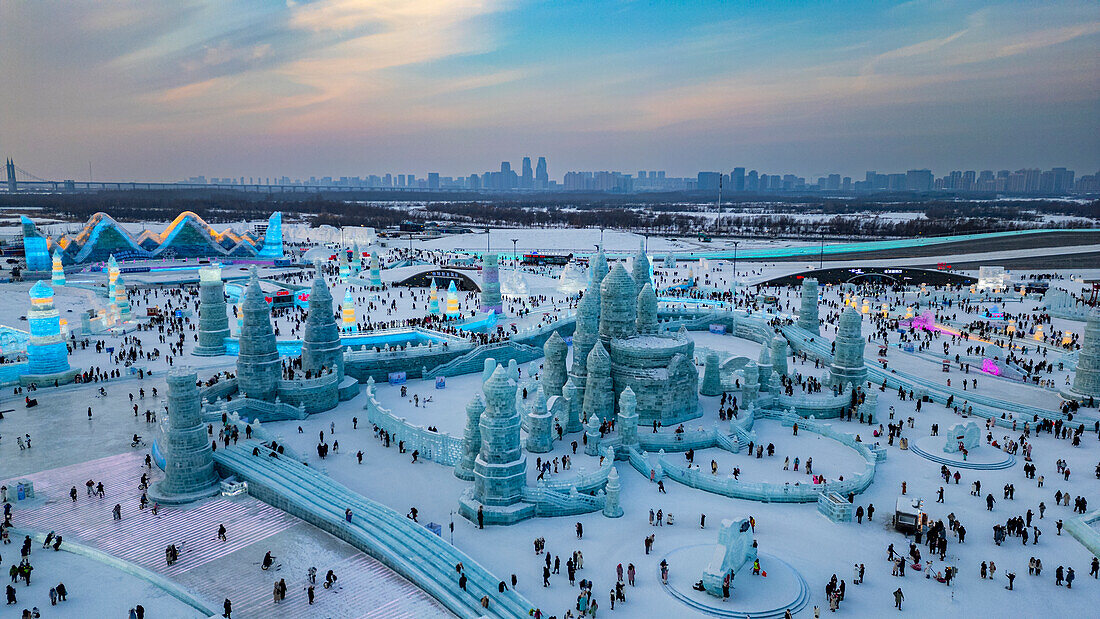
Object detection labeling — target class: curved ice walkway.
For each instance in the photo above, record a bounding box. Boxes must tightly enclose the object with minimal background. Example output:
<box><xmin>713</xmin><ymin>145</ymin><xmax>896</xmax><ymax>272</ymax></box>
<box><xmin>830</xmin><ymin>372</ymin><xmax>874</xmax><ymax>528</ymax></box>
<box><xmin>213</xmin><ymin>441</ymin><xmax>536</xmax><ymax>618</ymax></box>
<box><xmin>780</xmin><ymin>324</ymin><xmax>1098</xmax><ymax>429</ymax></box>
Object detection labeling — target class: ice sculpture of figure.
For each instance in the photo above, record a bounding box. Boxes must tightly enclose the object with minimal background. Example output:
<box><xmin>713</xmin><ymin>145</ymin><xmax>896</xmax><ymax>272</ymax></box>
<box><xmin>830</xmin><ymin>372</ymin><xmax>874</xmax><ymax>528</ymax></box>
<box><xmin>944</xmin><ymin>422</ymin><xmax>980</xmax><ymax>454</ymax></box>
<box><xmin>557</xmin><ymin>260</ymin><xmax>588</xmax><ymax>295</ymax></box>
<box><xmin>701</xmin><ymin>518</ymin><xmax>758</xmax><ymax>597</ymax></box>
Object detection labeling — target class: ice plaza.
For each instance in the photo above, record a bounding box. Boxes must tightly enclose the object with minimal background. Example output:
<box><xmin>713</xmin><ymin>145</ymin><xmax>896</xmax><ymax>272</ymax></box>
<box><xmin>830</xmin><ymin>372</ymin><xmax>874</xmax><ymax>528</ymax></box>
<box><xmin>1</xmin><ymin>215</ymin><xmax>1098</xmax><ymax>618</ymax></box>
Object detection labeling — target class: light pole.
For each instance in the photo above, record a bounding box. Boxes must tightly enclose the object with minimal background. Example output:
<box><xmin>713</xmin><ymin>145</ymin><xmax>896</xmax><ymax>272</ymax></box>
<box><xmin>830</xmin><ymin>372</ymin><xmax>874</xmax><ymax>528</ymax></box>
<box><xmin>732</xmin><ymin>241</ymin><xmax>739</xmax><ymax>277</ymax></box>
<box><xmin>819</xmin><ymin>236</ymin><xmax>825</xmax><ymax>270</ymax></box>
<box><xmin>511</xmin><ymin>238</ymin><xmax>519</xmax><ymax>272</ymax></box>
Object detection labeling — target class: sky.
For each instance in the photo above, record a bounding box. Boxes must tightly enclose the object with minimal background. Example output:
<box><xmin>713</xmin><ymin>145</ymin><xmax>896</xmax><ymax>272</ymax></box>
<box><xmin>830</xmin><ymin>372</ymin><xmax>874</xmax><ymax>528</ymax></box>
<box><xmin>1</xmin><ymin>0</ymin><xmax>1098</xmax><ymax>182</ymax></box>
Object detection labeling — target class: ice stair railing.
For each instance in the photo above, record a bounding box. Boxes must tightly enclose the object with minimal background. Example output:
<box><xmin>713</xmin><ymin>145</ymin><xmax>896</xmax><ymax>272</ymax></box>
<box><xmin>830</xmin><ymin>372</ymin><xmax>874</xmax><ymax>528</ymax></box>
<box><xmin>423</xmin><ymin>341</ymin><xmax>541</xmax><ymax>379</ymax></box>
<box><xmin>197</xmin><ymin>406</ymin><xmax>305</xmax><ymax>463</ymax></box>
<box><xmin>1062</xmin><ymin>509</ymin><xmax>1100</xmax><ymax>559</ymax></box>
<box><xmin>521</xmin><ymin>485</ymin><xmax>606</xmax><ymax>517</ymax></box>
<box><xmin>363</xmin><ymin>383</ymin><xmax>463</xmax><ymax>466</ymax></box>
<box><xmin>637</xmin><ymin>426</ymin><xmax>719</xmax><ymax>452</ymax></box>
<box><xmin>202</xmin><ymin>396</ymin><xmax>307</xmax><ymax>421</ymax></box>
<box><xmin>625</xmin><ymin>445</ymin><xmax>664</xmax><ymax>481</ymax></box>
<box><xmin>536</xmin><ymin>445</ymin><xmax>615</xmax><ymax>494</ymax></box>
<box><xmin>279</xmin><ymin>370</ymin><xmax>340</xmax><ymax>389</ymax></box>
<box><xmin>775</xmin><ymin>389</ymin><xmax>850</xmax><ymax>415</ymax></box>
<box><xmin>199</xmin><ymin>377</ymin><xmax>238</xmax><ymax>403</ymax></box>
<box><xmin>212</xmin><ymin>443</ymin><xmax>533</xmax><ymax>619</ymax></box>
<box><xmin>511</xmin><ymin>311</ymin><xmax>576</xmax><ymax>340</ymax></box>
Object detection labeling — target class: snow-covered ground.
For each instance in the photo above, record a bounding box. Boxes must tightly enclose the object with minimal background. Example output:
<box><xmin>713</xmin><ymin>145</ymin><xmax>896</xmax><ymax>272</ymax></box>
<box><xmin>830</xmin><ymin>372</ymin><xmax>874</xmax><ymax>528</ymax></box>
<box><xmin>0</xmin><ymin>226</ymin><xmax>1097</xmax><ymax>618</ymax></box>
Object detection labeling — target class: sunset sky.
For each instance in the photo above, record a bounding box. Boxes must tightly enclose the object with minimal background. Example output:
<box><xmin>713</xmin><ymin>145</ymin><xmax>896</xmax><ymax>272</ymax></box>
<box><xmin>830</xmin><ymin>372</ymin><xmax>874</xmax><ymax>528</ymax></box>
<box><xmin>1</xmin><ymin>0</ymin><xmax>1098</xmax><ymax>181</ymax></box>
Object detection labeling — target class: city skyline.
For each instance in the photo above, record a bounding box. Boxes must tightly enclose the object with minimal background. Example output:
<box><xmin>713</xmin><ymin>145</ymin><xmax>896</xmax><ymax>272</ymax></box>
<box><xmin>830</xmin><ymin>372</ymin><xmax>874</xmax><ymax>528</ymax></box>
<box><xmin>1</xmin><ymin>1</ymin><xmax>1098</xmax><ymax>180</ymax></box>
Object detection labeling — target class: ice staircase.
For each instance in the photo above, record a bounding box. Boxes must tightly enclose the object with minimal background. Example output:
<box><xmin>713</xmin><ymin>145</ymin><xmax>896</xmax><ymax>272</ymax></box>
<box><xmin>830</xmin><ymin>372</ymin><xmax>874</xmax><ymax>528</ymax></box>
<box><xmin>423</xmin><ymin>341</ymin><xmax>542</xmax><ymax>378</ymax></box>
<box><xmin>212</xmin><ymin>441</ymin><xmax>536</xmax><ymax>618</ymax></box>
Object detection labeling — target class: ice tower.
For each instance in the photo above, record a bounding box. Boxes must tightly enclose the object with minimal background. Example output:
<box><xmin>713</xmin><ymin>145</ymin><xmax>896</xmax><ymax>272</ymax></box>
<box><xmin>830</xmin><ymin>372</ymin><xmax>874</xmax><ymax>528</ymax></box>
<box><xmin>369</xmin><ymin>252</ymin><xmax>382</xmax><ymax>287</ymax></box>
<box><xmin>428</xmin><ymin>279</ymin><xmax>440</xmax><ymax>314</ymax></box>
<box><xmin>446</xmin><ymin>281</ymin><xmax>460</xmax><ymax>318</ymax></box>
<box><xmin>1066</xmin><ymin>307</ymin><xmax>1100</xmax><ymax>401</ymax></box>
<box><xmin>798</xmin><ymin>278</ymin><xmax>820</xmax><ymax>334</ymax></box>
<box><xmin>481</xmin><ymin>253</ymin><xmax>502</xmax><ymax>314</ymax></box>
<box><xmin>114</xmin><ymin>275</ymin><xmax>131</xmax><ymax>322</ymax></box>
<box><xmin>26</xmin><ymin>281</ymin><xmax>71</xmax><ymax>377</ymax></box>
<box><xmin>149</xmin><ymin>368</ymin><xmax>220</xmax><ymax>504</ymax></box>
<box><xmin>194</xmin><ymin>265</ymin><xmax>229</xmax><ymax>356</ymax></box>
<box><xmin>236</xmin><ymin>268</ymin><xmax>281</xmax><ymax>401</ymax></box>
<box><xmin>341</xmin><ymin>288</ymin><xmax>357</xmax><ymax>333</ymax></box>
<box><xmin>461</xmin><ymin>365</ymin><xmax>530</xmax><ymax>524</ymax></box>
<box><xmin>302</xmin><ymin>268</ymin><xmax>345</xmax><ymax>379</ymax></box>
<box><xmin>51</xmin><ymin>249</ymin><xmax>65</xmax><ymax>285</ymax></box>
<box><xmin>830</xmin><ymin>307</ymin><xmax>867</xmax><ymax>389</ymax></box>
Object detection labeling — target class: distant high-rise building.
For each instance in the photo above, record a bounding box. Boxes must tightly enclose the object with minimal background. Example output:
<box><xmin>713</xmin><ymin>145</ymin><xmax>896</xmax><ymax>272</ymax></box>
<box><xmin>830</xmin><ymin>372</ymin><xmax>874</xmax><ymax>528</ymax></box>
<box><xmin>521</xmin><ymin>157</ymin><xmax>533</xmax><ymax>189</ymax></box>
<box><xmin>906</xmin><ymin>169</ymin><xmax>933</xmax><ymax>192</ymax></box>
<box><xmin>697</xmin><ymin>172</ymin><xmax>721</xmax><ymax>191</ymax></box>
<box><xmin>428</xmin><ymin>172</ymin><xmax>440</xmax><ymax>189</ymax></box>
<box><xmin>535</xmin><ymin>157</ymin><xmax>548</xmax><ymax>189</ymax></box>
<box><xmin>732</xmin><ymin>167</ymin><xmax>745</xmax><ymax>191</ymax></box>
<box><xmin>746</xmin><ymin>170</ymin><xmax>758</xmax><ymax>191</ymax></box>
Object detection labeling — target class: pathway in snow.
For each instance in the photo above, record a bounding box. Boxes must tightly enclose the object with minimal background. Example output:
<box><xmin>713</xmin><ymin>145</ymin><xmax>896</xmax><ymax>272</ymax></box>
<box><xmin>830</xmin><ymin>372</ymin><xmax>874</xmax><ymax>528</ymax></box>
<box><xmin>2</xmin><ymin>451</ymin><xmax>451</xmax><ymax>618</ymax></box>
